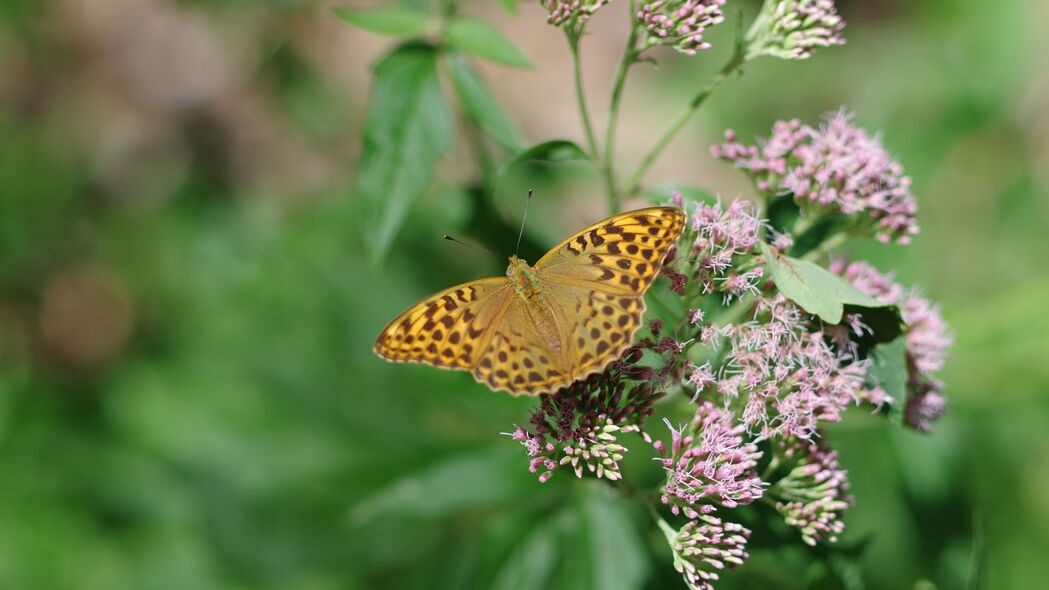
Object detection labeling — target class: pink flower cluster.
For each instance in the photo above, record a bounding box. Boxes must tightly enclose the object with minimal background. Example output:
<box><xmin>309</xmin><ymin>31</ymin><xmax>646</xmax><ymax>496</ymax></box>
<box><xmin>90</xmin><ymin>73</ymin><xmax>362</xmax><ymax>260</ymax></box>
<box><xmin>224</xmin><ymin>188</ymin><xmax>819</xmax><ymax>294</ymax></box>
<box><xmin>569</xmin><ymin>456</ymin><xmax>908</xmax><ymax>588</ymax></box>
<box><xmin>655</xmin><ymin>401</ymin><xmax>765</xmax><ymax>514</ymax></box>
<box><xmin>773</xmin><ymin>436</ymin><xmax>852</xmax><ymax>545</ymax></box>
<box><xmin>636</xmin><ymin>0</ymin><xmax>726</xmax><ymax>56</ymax></box>
<box><xmin>509</xmin><ymin>343</ymin><xmax>673</xmax><ymax>482</ymax></box>
<box><xmin>831</xmin><ymin>260</ymin><xmax>952</xmax><ymax>431</ymax></box>
<box><xmin>694</xmin><ymin>295</ymin><xmax>868</xmax><ymax>439</ymax></box>
<box><xmin>677</xmin><ymin>197</ymin><xmax>766</xmax><ymax>303</ymax></box>
<box><xmin>745</xmin><ymin>0</ymin><xmax>846</xmax><ymax>60</ymax></box>
<box><xmin>655</xmin><ymin>402</ymin><xmax>759</xmax><ymax>590</ymax></box>
<box><xmin>712</xmin><ymin>110</ymin><xmax>919</xmax><ymax>244</ymax></box>
<box><xmin>541</xmin><ymin>0</ymin><xmax>611</xmax><ymax>27</ymax></box>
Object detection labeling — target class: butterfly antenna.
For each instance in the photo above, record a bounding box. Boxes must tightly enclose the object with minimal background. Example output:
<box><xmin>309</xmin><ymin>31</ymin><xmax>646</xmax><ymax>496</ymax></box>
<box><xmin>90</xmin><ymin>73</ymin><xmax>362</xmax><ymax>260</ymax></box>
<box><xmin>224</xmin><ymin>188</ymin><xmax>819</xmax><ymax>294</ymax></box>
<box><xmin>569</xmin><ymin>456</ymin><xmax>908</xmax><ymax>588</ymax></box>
<box><xmin>442</xmin><ymin>235</ymin><xmax>501</xmax><ymax>259</ymax></box>
<box><xmin>515</xmin><ymin>188</ymin><xmax>533</xmax><ymax>257</ymax></box>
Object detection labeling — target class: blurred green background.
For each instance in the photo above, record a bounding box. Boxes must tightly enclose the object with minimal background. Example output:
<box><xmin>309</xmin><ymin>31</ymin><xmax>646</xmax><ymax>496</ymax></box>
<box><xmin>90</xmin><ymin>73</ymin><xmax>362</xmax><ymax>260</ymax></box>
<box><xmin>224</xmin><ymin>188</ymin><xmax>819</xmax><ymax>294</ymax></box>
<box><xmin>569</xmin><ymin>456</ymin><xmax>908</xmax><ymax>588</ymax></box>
<box><xmin>1</xmin><ymin>0</ymin><xmax>1047</xmax><ymax>588</ymax></box>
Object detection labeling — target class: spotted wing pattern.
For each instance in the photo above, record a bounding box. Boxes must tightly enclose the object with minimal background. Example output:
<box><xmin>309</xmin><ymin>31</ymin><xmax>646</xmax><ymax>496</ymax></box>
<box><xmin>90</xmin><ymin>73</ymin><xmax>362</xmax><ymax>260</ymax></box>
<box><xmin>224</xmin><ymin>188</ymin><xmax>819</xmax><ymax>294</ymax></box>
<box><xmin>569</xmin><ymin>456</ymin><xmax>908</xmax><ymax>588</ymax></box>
<box><xmin>535</xmin><ymin>206</ymin><xmax>686</xmax><ymax>295</ymax></box>
<box><xmin>536</xmin><ymin>206</ymin><xmax>686</xmax><ymax>385</ymax></box>
<box><xmin>373</xmin><ymin>278</ymin><xmax>511</xmax><ymax>369</ymax></box>
<box><xmin>374</xmin><ymin>207</ymin><xmax>686</xmax><ymax>396</ymax></box>
<box><xmin>471</xmin><ymin>298</ymin><xmax>572</xmax><ymax>395</ymax></box>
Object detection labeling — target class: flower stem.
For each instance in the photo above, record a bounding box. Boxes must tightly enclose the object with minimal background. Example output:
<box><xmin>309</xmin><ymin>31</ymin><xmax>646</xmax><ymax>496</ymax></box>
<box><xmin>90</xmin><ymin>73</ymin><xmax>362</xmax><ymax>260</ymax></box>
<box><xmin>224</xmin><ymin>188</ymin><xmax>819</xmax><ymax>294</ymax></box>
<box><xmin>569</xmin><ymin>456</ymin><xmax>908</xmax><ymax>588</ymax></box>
<box><xmin>568</xmin><ymin>32</ymin><xmax>600</xmax><ymax>161</ymax></box>
<box><xmin>624</xmin><ymin>49</ymin><xmax>746</xmax><ymax>196</ymax></box>
<box><xmin>601</xmin><ymin>8</ymin><xmax>639</xmax><ymax>213</ymax></box>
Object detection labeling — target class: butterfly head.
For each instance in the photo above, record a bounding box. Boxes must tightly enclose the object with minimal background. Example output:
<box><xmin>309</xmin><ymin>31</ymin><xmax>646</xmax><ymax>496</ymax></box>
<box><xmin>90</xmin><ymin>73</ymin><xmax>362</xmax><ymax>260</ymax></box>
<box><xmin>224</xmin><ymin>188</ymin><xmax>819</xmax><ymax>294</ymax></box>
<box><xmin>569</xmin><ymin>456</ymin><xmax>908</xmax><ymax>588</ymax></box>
<box><xmin>506</xmin><ymin>255</ymin><xmax>542</xmax><ymax>301</ymax></box>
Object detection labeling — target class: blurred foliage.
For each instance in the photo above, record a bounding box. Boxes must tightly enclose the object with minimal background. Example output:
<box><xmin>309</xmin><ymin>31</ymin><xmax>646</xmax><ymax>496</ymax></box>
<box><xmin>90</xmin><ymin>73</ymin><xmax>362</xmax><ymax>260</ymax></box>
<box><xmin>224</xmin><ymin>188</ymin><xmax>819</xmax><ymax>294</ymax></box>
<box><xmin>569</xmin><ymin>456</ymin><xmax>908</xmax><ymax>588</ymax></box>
<box><xmin>1</xmin><ymin>0</ymin><xmax>1047</xmax><ymax>589</ymax></box>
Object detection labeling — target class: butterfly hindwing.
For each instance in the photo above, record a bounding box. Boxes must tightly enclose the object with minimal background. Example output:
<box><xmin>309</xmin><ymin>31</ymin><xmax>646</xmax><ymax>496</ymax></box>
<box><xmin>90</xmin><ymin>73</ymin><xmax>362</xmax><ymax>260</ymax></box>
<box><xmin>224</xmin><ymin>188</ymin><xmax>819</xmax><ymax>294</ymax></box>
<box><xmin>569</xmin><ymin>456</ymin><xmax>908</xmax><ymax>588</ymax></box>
<box><xmin>546</xmin><ymin>286</ymin><xmax>646</xmax><ymax>382</ymax></box>
<box><xmin>534</xmin><ymin>206</ymin><xmax>686</xmax><ymax>295</ymax></box>
<box><xmin>373</xmin><ymin>278</ymin><xmax>511</xmax><ymax>369</ymax></box>
<box><xmin>471</xmin><ymin>298</ymin><xmax>572</xmax><ymax>395</ymax></box>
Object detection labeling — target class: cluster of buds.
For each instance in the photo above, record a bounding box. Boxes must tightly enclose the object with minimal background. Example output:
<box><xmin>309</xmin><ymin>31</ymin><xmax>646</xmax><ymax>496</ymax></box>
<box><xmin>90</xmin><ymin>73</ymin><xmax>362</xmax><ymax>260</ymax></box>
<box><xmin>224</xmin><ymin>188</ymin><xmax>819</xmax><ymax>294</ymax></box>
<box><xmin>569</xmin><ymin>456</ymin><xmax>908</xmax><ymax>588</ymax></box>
<box><xmin>745</xmin><ymin>0</ymin><xmax>846</xmax><ymax>61</ymax></box>
<box><xmin>636</xmin><ymin>0</ymin><xmax>726</xmax><ymax>56</ymax></box>
<box><xmin>508</xmin><ymin>342</ymin><xmax>671</xmax><ymax>482</ymax></box>
<box><xmin>541</xmin><ymin>0</ymin><xmax>612</xmax><ymax>29</ymax></box>
<box><xmin>770</xmin><ymin>436</ymin><xmax>852</xmax><ymax>545</ymax></box>
<box><xmin>713</xmin><ymin>110</ymin><xmax>919</xmax><ymax>244</ymax></box>
<box><xmin>661</xmin><ymin>512</ymin><xmax>751</xmax><ymax>590</ymax></box>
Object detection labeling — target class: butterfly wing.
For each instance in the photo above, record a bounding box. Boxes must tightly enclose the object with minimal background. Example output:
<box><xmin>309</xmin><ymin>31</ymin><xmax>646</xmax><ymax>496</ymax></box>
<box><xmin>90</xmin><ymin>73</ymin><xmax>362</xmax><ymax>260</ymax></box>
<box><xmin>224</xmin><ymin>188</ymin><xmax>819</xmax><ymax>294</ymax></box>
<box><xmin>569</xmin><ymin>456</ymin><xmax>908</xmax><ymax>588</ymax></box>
<box><xmin>374</xmin><ymin>278</ymin><xmax>512</xmax><ymax>370</ymax></box>
<box><xmin>535</xmin><ymin>206</ymin><xmax>686</xmax><ymax>293</ymax></box>
<box><xmin>535</xmin><ymin>206</ymin><xmax>686</xmax><ymax>381</ymax></box>
<box><xmin>471</xmin><ymin>297</ymin><xmax>573</xmax><ymax>395</ymax></box>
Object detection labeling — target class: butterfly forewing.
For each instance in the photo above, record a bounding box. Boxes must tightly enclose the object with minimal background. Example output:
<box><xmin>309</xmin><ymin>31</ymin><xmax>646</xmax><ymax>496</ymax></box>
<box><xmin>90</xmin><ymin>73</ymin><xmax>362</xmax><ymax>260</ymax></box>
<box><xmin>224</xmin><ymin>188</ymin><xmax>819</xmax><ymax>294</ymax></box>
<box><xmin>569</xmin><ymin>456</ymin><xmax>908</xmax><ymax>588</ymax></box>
<box><xmin>535</xmin><ymin>207</ymin><xmax>686</xmax><ymax>295</ymax></box>
<box><xmin>533</xmin><ymin>207</ymin><xmax>686</xmax><ymax>386</ymax></box>
<box><xmin>373</xmin><ymin>278</ymin><xmax>511</xmax><ymax>369</ymax></box>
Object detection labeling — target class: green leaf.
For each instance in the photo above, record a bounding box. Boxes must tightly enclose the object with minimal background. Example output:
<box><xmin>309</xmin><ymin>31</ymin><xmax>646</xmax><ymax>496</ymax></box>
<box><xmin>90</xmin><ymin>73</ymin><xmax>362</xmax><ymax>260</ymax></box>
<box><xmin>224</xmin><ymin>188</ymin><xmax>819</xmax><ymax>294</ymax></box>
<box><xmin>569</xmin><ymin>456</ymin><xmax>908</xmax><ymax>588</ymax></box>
<box><xmin>447</xmin><ymin>55</ymin><xmax>524</xmax><ymax>151</ymax></box>
<box><xmin>644</xmin><ymin>183</ymin><xmax>716</xmax><ymax>206</ymax></box>
<box><xmin>355</xmin><ymin>44</ymin><xmax>454</xmax><ymax>263</ymax></box>
<box><xmin>867</xmin><ymin>337</ymin><xmax>908</xmax><ymax>424</ymax></box>
<box><xmin>349</xmin><ymin>447</ymin><xmax>529</xmax><ymax>523</ymax></box>
<box><xmin>578</xmin><ymin>486</ymin><xmax>647</xmax><ymax>590</ymax></box>
<box><xmin>444</xmin><ymin>17</ymin><xmax>533</xmax><ymax>68</ymax></box>
<box><xmin>496</xmin><ymin>0</ymin><xmax>519</xmax><ymax>14</ymax></box>
<box><xmin>333</xmin><ymin>6</ymin><xmax>430</xmax><ymax>37</ymax></box>
<box><xmin>511</xmin><ymin>140</ymin><xmax>589</xmax><ymax>164</ymax></box>
<box><xmin>760</xmin><ymin>243</ymin><xmax>888</xmax><ymax>324</ymax></box>
<box><xmin>490</xmin><ymin>518</ymin><xmax>558</xmax><ymax>590</ymax></box>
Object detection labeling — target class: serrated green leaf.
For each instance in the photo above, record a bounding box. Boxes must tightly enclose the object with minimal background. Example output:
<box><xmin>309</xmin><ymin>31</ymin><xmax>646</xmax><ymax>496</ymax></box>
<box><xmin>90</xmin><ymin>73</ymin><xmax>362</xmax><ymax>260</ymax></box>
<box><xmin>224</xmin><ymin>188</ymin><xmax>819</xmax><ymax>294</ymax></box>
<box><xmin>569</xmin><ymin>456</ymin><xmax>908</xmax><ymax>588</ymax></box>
<box><xmin>355</xmin><ymin>44</ymin><xmax>454</xmax><ymax>263</ymax></box>
<box><xmin>444</xmin><ymin>17</ymin><xmax>533</xmax><ymax>68</ymax></box>
<box><xmin>334</xmin><ymin>6</ymin><xmax>430</xmax><ymax>37</ymax></box>
<box><xmin>761</xmin><ymin>243</ymin><xmax>888</xmax><ymax>324</ymax></box>
<box><xmin>867</xmin><ymin>337</ymin><xmax>908</xmax><ymax>424</ymax></box>
<box><xmin>644</xmin><ymin>183</ymin><xmax>716</xmax><ymax>206</ymax></box>
<box><xmin>447</xmin><ymin>55</ymin><xmax>524</xmax><ymax>151</ymax></box>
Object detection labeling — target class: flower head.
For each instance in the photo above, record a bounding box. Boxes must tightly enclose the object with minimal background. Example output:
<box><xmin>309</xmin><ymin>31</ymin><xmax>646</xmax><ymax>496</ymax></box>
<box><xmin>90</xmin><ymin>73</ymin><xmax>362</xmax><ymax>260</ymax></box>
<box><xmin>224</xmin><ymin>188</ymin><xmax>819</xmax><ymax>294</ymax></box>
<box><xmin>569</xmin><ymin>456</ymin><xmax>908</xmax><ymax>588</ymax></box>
<box><xmin>745</xmin><ymin>0</ymin><xmax>845</xmax><ymax>61</ymax></box>
<box><xmin>772</xmin><ymin>435</ymin><xmax>852</xmax><ymax>545</ymax></box>
<box><xmin>713</xmin><ymin>110</ymin><xmax>919</xmax><ymax>244</ymax></box>
<box><xmin>718</xmin><ymin>295</ymin><xmax>869</xmax><ymax>439</ymax></box>
<box><xmin>662</xmin><ymin>514</ymin><xmax>751</xmax><ymax>590</ymax></box>
<box><xmin>656</xmin><ymin>401</ymin><xmax>765</xmax><ymax>514</ymax></box>
<box><xmin>831</xmin><ymin>260</ymin><xmax>953</xmax><ymax>432</ymax></box>
<box><xmin>542</xmin><ymin>0</ymin><xmax>611</xmax><ymax>28</ymax></box>
<box><xmin>679</xmin><ymin>198</ymin><xmax>765</xmax><ymax>297</ymax></box>
<box><xmin>637</xmin><ymin>0</ymin><xmax>727</xmax><ymax>56</ymax></box>
<box><xmin>509</xmin><ymin>326</ymin><xmax>692</xmax><ymax>482</ymax></box>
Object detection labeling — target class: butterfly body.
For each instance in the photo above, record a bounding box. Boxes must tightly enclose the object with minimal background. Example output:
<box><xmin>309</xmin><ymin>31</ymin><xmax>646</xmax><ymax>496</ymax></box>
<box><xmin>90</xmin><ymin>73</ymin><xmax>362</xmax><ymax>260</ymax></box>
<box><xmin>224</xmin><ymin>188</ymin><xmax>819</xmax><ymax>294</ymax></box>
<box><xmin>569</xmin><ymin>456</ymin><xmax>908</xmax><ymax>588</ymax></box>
<box><xmin>374</xmin><ymin>207</ymin><xmax>686</xmax><ymax>396</ymax></box>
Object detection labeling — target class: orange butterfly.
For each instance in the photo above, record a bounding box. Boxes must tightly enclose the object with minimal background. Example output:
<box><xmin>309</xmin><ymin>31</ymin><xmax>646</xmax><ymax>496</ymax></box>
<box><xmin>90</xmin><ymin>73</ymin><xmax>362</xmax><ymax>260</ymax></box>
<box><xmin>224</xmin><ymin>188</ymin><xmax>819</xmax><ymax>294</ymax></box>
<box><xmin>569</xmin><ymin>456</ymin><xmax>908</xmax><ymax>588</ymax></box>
<box><xmin>374</xmin><ymin>207</ymin><xmax>686</xmax><ymax>395</ymax></box>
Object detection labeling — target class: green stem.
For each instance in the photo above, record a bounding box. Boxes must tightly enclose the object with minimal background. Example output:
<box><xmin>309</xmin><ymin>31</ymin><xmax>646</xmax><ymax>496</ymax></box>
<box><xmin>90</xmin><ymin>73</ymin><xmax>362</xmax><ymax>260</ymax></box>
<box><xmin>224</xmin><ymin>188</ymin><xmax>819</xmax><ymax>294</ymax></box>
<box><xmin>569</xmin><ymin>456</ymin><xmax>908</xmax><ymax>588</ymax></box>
<box><xmin>601</xmin><ymin>10</ymin><xmax>638</xmax><ymax>213</ymax></box>
<box><xmin>568</xmin><ymin>33</ymin><xmax>600</xmax><ymax>160</ymax></box>
<box><xmin>624</xmin><ymin>50</ymin><xmax>746</xmax><ymax>196</ymax></box>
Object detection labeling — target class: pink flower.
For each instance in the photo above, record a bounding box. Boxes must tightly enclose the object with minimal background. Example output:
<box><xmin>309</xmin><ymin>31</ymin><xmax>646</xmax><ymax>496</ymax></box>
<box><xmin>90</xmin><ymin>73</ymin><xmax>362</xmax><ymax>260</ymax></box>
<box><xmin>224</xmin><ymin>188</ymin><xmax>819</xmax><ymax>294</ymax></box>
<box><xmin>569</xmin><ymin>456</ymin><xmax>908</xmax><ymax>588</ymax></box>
<box><xmin>772</xmin><ymin>435</ymin><xmax>853</xmax><ymax>545</ymax></box>
<box><xmin>714</xmin><ymin>110</ymin><xmax>919</xmax><ymax>244</ymax></box>
<box><xmin>745</xmin><ymin>0</ymin><xmax>846</xmax><ymax>61</ymax></box>
<box><xmin>637</xmin><ymin>0</ymin><xmax>726</xmax><ymax>56</ymax></box>
<box><xmin>656</xmin><ymin>402</ymin><xmax>765</xmax><ymax>512</ymax></box>
<box><xmin>718</xmin><ymin>296</ymin><xmax>868</xmax><ymax>439</ymax></box>
<box><xmin>831</xmin><ymin>260</ymin><xmax>953</xmax><ymax>432</ymax></box>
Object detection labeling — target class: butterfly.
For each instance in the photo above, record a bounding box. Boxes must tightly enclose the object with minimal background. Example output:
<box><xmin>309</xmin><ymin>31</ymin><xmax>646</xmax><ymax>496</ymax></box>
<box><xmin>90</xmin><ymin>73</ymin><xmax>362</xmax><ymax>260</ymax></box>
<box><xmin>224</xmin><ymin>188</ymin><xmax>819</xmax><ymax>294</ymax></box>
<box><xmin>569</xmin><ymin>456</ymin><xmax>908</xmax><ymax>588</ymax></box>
<box><xmin>373</xmin><ymin>207</ymin><xmax>686</xmax><ymax>395</ymax></box>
